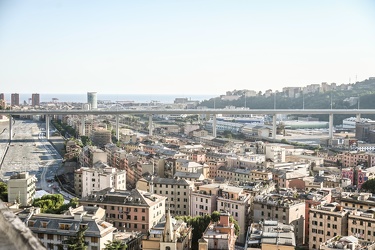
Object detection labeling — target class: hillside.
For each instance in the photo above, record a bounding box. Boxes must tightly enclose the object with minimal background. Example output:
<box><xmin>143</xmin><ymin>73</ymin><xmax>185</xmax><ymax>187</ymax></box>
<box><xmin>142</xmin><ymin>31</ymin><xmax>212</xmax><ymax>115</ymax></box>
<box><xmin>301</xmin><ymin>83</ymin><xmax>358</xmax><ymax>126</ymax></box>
<box><xmin>199</xmin><ymin>78</ymin><xmax>375</xmax><ymax>125</ymax></box>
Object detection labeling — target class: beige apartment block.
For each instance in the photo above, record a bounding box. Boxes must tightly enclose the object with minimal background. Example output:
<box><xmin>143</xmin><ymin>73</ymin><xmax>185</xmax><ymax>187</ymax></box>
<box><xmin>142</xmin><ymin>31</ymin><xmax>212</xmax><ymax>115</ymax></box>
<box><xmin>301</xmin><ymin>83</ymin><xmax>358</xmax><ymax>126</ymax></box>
<box><xmin>7</xmin><ymin>172</ymin><xmax>37</xmax><ymax>206</ymax></box>
<box><xmin>79</xmin><ymin>188</ymin><xmax>166</xmax><ymax>234</ymax></box>
<box><xmin>348</xmin><ymin>209</ymin><xmax>375</xmax><ymax>241</ymax></box>
<box><xmin>136</xmin><ymin>176</ymin><xmax>194</xmax><ymax>216</ymax></box>
<box><xmin>253</xmin><ymin>194</ymin><xmax>305</xmax><ymax>246</ymax></box>
<box><xmin>340</xmin><ymin>192</ymin><xmax>375</xmax><ymax>210</ymax></box>
<box><xmin>74</xmin><ymin>162</ymin><xmax>126</xmax><ymax>197</ymax></box>
<box><xmin>309</xmin><ymin>203</ymin><xmax>349</xmax><ymax>250</ymax></box>
<box><xmin>216</xmin><ymin>185</ymin><xmax>252</xmax><ymax>243</ymax></box>
<box><xmin>79</xmin><ymin>146</ymin><xmax>107</xmax><ymax>168</ymax></box>
<box><xmin>216</xmin><ymin>166</ymin><xmax>272</xmax><ymax>183</ymax></box>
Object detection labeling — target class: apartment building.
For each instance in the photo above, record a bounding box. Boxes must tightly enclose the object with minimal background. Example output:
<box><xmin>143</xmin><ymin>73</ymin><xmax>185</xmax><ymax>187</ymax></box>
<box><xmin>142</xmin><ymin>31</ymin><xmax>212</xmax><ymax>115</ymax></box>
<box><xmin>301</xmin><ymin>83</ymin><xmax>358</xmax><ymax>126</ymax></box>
<box><xmin>136</xmin><ymin>176</ymin><xmax>194</xmax><ymax>216</ymax></box>
<box><xmin>246</xmin><ymin>221</ymin><xmax>295</xmax><ymax>250</ymax></box>
<box><xmin>7</xmin><ymin>172</ymin><xmax>37</xmax><ymax>206</ymax></box>
<box><xmin>79</xmin><ymin>146</ymin><xmax>107</xmax><ymax>168</ymax></box>
<box><xmin>31</xmin><ymin>93</ymin><xmax>40</xmax><ymax>106</ymax></box>
<box><xmin>175</xmin><ymin>159</ymin><xmax>206</xmax><ymax>174</ymax></box>
<box><xmin>342</xmin><ymin>166</ymin><xmax>375</xmax><ymax>189</ymax></box>
<box><xmin>74</xmin><ymin>162</ymin><xmax>126</xmax><ymax>197</ymax></box>
<box><xmin>198</xmin><ymin>212</ymin><xmax>237</xmax><ymax>250</ymax></box>
<box><xmin>309</xmin><ymin>203</ymin><xmax>349</xmax><ymax>250</ymax></box>
<box><xmin>265</xmin><ymin>144</ymin><xmax>286</xmax><ymax>162</ymax></box>
<box><xmin>226</xmin><ymin>154</ymin><xmax>265</xmax><ymax>168</ymax></box>
<box><xmin>347</xmin><ymin>209</ymin><xmax>375</xmax><ymax>241</ymax></box>
<box><xmin>190</xmin><ymin>183</ymin><xmax>221</xmax><ymax>217</ymax></box>
<box><xmin>303</xmin><ymin>189</ymin><xmax>333</xmax><ymax>243</ymax></box>
<box><xmin>91</xmin><ymin>129</ymin><xmax>112</xmax><ymax>148</ymax></box>
<box><xmin>339</xmin><ymin>151</ymin><xmax>375</xmax><ymax>168</ymax></box>
<box><xmin>11</xmin><ymin>93</ymin><xmax>19</xmax><ymax>106</ymax></box>
<box><xmin>339</xmin><ymin>192</ymin><xmax>375</xmax><ymax>210</ymax></box>
<box><xmin>19</xmin><ymin>206</ymin><xmax>116</xmax><ymax>250</ymax></box>
<box><xmin>216</xmin><ymin>166</ymin><xmax>272</xmax><ymax>183</ymax></box>
<box><xmin>253</xmin><ymin>193</ymin><xmax>305</xmax><ymax>245</ymax></box>
<box><xmin>79</xmin><ymin>188</ymin><xmax>166</xmax><ymax>234</ymax></box>
<box><xmin>216</xmin><ymin>185</ymin><xmax>252</xmax><ymax>243</ymax></box>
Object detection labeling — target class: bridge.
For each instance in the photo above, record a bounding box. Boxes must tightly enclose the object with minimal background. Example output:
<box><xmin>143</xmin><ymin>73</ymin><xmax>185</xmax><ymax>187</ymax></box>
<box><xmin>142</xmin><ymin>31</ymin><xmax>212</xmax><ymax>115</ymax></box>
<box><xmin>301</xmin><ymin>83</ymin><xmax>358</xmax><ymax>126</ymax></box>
<box><xmin>1</xmin><ymin>108</ymin><xmax>373</xmax><ymax>140</ymax></box>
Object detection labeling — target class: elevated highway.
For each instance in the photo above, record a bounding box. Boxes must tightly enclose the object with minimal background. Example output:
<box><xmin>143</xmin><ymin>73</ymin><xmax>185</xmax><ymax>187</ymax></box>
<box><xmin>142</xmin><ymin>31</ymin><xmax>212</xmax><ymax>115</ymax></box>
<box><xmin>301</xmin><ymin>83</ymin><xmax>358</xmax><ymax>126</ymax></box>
<box><xmin>1</xmin><ymin>108</ymin><xmax>373</xmax><ymax>140</ymax></box>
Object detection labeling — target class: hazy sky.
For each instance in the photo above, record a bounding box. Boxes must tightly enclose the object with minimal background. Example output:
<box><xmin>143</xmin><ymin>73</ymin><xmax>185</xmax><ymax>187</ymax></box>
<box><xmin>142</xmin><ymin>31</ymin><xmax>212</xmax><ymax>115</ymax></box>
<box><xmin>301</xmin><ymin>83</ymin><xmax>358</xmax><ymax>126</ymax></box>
<box><xmin>0</xmin><ymin>0</ymin><xmax>374</xmax><ymax>95</ymax></box>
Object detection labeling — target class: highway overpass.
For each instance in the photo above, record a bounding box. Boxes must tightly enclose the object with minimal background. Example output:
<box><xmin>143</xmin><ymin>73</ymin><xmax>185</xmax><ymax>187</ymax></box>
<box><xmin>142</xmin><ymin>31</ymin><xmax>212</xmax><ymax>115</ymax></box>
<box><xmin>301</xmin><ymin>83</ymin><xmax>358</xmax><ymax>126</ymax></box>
<box><xmin>0</xmin><ymin>108</ymin><xmax>373</xmax><ymax>140</ymax></box>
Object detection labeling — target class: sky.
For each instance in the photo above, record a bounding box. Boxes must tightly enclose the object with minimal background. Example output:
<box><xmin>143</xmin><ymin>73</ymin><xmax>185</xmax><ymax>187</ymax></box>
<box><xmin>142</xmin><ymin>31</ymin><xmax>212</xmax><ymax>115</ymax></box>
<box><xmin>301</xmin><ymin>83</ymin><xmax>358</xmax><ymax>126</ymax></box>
<box><xmin>0</xmin><ymin>0</ymin><xmax>374</xmax><ymax>95</ymax></box>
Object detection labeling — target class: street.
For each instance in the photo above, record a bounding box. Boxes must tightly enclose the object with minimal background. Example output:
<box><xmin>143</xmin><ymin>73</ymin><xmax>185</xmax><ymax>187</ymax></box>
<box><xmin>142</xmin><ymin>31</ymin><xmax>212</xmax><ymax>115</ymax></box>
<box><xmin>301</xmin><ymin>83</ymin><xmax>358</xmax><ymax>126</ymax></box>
<box><xmin>0</xmin><ymin>119</ymin><xmax>67</xmax><ymax>198</ymax></box>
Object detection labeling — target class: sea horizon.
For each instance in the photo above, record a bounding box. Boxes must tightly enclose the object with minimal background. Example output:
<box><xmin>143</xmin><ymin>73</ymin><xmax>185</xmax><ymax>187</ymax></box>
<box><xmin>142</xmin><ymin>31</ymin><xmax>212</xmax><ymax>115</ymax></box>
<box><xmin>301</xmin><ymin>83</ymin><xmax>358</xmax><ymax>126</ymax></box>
<box><xmin>2</xmin><ymin>93</ymin><xmax>217</xmax><ymax>104</ymax></box>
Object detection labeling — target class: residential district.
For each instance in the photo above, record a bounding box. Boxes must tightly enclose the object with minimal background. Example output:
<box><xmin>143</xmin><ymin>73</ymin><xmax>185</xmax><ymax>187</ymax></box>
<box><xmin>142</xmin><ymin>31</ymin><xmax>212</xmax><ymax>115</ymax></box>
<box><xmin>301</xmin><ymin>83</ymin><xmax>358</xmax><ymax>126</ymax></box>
<box><xmin>1</xmin><ymin>83</ymin><xmax>375</xmax><ymax>250</ymax></box>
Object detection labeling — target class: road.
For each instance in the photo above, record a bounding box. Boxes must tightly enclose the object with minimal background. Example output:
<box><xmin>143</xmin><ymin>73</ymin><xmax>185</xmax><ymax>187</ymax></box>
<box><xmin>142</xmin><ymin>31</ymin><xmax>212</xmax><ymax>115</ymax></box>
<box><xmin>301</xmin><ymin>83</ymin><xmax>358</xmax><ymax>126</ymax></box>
<box><xmin>0</xmin><ymin>119</ymin><xmax>65</xmax><ymax>197</ymax></box>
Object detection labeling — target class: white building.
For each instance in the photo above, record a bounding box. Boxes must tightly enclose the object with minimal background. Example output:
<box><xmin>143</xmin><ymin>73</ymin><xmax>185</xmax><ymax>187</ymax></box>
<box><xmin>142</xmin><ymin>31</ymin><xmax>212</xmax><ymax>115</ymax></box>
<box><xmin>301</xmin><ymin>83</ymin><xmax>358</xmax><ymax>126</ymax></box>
<box><xmin>7</xmin><ymin>172</ymin><xmax>37</xmax><ymax>206</ymax></box>
<box><xmin>265</xmin><ymin>144</ymin><xmax>286</xmax><ymax>163</ymax></box>
<box><xmin>74</xmin><ymin>161</ymin><xmax>126</xmax><ymax>197</ymax></box>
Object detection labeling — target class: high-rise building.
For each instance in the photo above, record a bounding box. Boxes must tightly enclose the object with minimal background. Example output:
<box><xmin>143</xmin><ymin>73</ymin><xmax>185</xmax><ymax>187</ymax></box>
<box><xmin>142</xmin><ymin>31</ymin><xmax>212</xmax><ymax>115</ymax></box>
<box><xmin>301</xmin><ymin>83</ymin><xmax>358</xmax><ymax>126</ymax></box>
<box><xmin>0</xmin><ymin>93</ymin><xmax>5</xmax><ymax>111</ymax></box>
<box><xmin>87</xmin><ymin>92</ymin><xmax>97</xmax><ymax>110</ymax></box>
<box><xmin>31</xmin><ymin>93</ymin><xmax>40</xmax><ymax>106</ymax></box>
<box><xmin>11</xmin><ymin>93</ymin><xmax>19</xmax><ymax>106</ymax></box>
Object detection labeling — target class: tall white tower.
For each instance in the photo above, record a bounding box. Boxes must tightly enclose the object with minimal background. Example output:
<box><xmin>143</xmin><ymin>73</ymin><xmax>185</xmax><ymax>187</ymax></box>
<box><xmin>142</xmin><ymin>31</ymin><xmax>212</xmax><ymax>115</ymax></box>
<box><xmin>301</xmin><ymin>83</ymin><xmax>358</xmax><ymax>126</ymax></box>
<box><xmin>87</xmin><ymin>92</ymin><xmax>97</xmax><ymax>110</ymax></box>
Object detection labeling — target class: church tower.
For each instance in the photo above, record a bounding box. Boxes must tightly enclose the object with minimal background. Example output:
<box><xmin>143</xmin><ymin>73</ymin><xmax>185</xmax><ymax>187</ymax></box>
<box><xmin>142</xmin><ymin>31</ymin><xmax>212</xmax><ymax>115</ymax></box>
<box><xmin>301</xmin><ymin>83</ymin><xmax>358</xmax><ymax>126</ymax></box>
<box><xmin>160</xmin><ymin>209</ymin><xmax>177</xmax><ymax>250</ymax></box>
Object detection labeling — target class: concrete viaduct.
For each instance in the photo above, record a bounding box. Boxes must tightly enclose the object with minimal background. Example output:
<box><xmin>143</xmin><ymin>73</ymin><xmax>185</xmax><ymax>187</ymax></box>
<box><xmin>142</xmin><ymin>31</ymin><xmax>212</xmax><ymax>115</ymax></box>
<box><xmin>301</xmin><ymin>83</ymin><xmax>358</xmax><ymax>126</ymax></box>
<box><xmin>1</xmin><ymin>109</ymin><xmax>374</xmax><ymax>141</ymax></box>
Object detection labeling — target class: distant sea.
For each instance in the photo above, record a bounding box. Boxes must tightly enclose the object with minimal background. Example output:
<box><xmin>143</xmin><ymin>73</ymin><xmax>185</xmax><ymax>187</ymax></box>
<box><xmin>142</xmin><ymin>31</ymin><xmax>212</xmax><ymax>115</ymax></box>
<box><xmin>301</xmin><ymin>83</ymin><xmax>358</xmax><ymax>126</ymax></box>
<box><xmin>3</xmin><ymin>93</ymin><xmax>217</xmax><ymax>104</ymax></box>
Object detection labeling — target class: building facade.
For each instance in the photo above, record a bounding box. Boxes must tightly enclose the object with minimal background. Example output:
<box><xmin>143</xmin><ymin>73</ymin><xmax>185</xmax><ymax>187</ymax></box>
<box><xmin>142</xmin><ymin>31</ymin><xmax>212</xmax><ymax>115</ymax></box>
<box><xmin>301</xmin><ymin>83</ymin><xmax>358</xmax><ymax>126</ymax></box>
<box><xmin>74</xmin><ymin>162</ymin><xmax>126</xmax><ymax>197</ymax></box>
<box><xmin>79</xmin><ymin>188</ymin><xmax>167</xmax><ymax>234</ymax></box>
<box><xmin>7</xmin><ymin>172</ymin><xmax>37</xmax><ymax>206</ymax></box>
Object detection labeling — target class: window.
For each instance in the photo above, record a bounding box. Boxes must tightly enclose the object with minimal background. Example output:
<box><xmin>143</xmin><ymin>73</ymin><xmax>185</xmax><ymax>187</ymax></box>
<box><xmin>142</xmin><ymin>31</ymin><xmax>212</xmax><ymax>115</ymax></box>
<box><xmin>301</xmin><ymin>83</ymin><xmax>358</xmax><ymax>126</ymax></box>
<box><xmin>91</xmin><ymin>237</ymin><xmax>98</xmax><ymax>243</ymax></box>
<box><xmin>134</xmin><ymin>216</ymin><xmax>138</xmax><ymax>220</ymax></box>
<box><xmin>38</xmin><ymin>233</ymin><xmax>44</xmax><ymax>239</ymax></box>
<box><xmin>142</xmin><ymin>216</ymin><xmax>145</xmax><ymax>221</ymax></box>
<box><xmin>47</xmin><ymin>234</ymin><xmax>53</xmax><ymax>240</ymax></box>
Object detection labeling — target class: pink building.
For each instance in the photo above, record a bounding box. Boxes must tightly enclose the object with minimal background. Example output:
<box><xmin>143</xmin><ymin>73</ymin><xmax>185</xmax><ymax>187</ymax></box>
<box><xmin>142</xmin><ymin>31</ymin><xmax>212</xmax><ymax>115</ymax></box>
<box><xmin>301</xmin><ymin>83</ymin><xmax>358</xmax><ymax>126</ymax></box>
<box><xmin>79</xmin><ymin>188</ymin><xmax>167</xmax><ymax>234</ymax></box>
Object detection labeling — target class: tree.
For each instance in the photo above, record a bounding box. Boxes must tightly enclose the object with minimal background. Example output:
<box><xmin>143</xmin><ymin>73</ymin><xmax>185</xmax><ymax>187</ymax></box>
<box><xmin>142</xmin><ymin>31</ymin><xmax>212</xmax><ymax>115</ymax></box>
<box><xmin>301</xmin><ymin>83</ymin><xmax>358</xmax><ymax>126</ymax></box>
<box><xmin>361</xmin><ymin>179</ymin><xmax>375</xmax><ymax>193</ymax></box>
<box><xmin>104</xmin><ymin>240</ymin><xmax>127</xmax><ymax>250</ymax></box>
<box><xmin>32</xmin><ymin>194</ymin><xmax>77</xmax><ymax>214</ymax></box>
<box><xmin>63</xmin><ymin>226</ymin><xmax>88</xmax><ymax>250</ymax></box>
<box><xmin>0</xmin><ymin>182</ymin><xmax>8</xmax><ymax>202</ymax></box>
